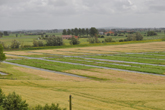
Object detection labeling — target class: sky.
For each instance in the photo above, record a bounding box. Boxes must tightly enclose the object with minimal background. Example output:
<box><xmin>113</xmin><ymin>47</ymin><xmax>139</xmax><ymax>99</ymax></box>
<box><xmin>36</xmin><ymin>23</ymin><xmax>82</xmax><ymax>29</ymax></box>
<box><xmin>0</xmin><ymin>0</ymin><xmax>165</xmax><ymax>30</ymax></box>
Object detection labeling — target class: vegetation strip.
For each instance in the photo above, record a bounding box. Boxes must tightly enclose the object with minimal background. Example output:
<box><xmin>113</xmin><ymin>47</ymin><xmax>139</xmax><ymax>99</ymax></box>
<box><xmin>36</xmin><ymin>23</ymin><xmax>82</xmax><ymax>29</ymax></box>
<box><xmin>3</xmin><ymin>61</ymin><xmax>87</xmax><ymax>78</ymax></box>
<box><xmin>6</xmin><ymin>58</ymin><xmax>165</xmax><ymax>76</ymax></box>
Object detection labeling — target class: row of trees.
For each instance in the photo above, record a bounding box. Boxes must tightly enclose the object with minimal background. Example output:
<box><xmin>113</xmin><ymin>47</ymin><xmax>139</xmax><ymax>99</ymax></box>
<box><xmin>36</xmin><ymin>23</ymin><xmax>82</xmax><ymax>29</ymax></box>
<box><xmin>62</xmin><ymin>27</ymin><xmax>98</xmax><ymax>37</ymax></box>
<box><xmin>0</xmin><ymin>88</ymin><xmax>66</xmax><ymax>110</ymax></box>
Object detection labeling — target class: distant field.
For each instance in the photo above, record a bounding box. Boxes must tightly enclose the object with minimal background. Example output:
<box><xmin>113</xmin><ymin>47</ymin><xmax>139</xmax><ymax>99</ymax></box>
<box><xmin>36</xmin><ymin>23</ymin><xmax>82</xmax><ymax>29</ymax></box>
<box><xmin>0</xmin><ymin>31</ymin><xmax>165</xmax><ymax>46</ymax></box>
<box><xmin>5</xmin><ymin>41</ymin><xmax>165</xmax><ymax>55</ymax></box>
<box><xmin>1</xmin><ymin>41</ymin><xmax>165</xmax><ymax>110</ymax></box>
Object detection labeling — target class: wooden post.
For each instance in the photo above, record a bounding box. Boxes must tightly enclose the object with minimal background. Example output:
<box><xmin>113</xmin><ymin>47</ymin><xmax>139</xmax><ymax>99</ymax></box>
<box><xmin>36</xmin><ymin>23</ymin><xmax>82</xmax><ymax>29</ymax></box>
<box><xmin>69</xmin><ymin>95</ymin><xmax>72</xmax><ymax>110</ymax></box>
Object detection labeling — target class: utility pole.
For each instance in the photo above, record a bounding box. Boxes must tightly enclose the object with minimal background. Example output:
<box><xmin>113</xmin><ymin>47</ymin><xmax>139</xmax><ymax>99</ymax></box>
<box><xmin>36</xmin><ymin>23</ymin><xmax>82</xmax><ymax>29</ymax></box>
<box><xmin>69</xmin><ymin>95</ymin><xmax>72</xmax><ymax>110</ymax></box>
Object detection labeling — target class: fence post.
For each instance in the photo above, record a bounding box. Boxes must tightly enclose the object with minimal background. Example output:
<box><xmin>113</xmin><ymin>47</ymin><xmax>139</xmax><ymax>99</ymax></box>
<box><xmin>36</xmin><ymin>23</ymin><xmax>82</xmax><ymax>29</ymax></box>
<box><xmin>69</xmin><ymin>95</ymin><xmax>72</xmax><ymax>110</ymax></box>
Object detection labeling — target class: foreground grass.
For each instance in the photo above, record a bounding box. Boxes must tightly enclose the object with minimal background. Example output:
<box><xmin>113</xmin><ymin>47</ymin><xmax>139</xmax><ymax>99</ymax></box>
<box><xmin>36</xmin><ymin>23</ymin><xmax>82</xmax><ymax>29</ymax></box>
<box><xmin>1</xmin><ymin>61</ymin><xmax>165</xmax><ymax>110</ymax></box>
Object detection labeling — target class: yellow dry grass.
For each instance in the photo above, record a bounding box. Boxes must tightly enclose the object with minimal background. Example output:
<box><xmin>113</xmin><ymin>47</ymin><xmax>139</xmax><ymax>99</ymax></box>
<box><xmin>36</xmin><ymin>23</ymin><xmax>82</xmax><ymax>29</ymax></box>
<box><xmin>5</xmin><ymin>41</ymin><xmax>165</xmax><ymax>55</ymax></box>
<box><xmin>65</xmin><ymin>69</ymin><xmax>165</xmax><ymax>84</ymax></box>
<box><xmin>13</xmin><ymin>66</ymin><xmax>88</xmax><ymax>82</ymax></box>
<box><xmin>1</xmin><ymin>80</ymin><xmax>165</xmax><ymax>110</ymax></box>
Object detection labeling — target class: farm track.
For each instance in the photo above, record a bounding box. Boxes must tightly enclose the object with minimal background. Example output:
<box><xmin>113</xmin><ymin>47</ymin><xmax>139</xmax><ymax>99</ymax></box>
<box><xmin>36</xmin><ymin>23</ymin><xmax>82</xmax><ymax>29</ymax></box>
<box><xmin>3</xmin><ymin>61</ymin><xmax>87</xmax><ymax>78</ymax></box>
<box><xmin>6</xmin><ymin>54</ymin><xmax>165</xmax><ymax>76</ymax></box>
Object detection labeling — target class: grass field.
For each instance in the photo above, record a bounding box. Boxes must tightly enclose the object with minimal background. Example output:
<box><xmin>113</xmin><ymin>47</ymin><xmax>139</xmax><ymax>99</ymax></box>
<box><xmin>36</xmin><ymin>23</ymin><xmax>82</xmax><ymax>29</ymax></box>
<box><xmin>1</xmin><ymin>41</ymin><xmax>165</xmax><ymax>110</ymax></box>
<box><xmin>0</xmin><ymin>31</ymin><xmax>165</xmax><ymax>47</ymax></box>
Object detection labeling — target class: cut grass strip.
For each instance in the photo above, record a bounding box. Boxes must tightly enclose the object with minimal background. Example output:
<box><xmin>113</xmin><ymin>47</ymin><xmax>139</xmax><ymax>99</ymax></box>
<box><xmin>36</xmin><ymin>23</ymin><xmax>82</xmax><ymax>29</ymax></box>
<box><xmin>7</xmin><ymin>59</ymin><xmax>95</xmax><ymax>72</ymax></box>
<box><xmin>46</xmin><ymin>57</ymin><xmax>165</xmax><ymax>75</ymax></box>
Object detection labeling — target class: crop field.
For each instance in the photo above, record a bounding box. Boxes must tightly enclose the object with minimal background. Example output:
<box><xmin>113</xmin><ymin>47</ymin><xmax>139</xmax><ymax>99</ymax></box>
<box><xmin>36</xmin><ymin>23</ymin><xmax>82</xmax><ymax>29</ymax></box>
<box><xmin>1</xmin><ymin>41</ymin><xmax>165</xmax><ymax>110</ymax></box>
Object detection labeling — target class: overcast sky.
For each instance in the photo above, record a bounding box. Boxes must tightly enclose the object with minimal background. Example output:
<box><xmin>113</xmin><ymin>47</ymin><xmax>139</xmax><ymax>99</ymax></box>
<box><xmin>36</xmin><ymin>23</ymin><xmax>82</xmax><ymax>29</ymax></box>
<box><xmin>0</xmin><ymin>0</ymin><xmax>165</xmax><ymax>30</ymax></box>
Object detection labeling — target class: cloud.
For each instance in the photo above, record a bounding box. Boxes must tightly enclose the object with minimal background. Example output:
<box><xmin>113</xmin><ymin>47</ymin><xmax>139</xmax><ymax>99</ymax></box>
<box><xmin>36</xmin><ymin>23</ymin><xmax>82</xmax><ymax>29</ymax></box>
<box><xmin>0</xmin><ymin>0</ymin><xmax>164</xmax><ymax>30</ymax></box>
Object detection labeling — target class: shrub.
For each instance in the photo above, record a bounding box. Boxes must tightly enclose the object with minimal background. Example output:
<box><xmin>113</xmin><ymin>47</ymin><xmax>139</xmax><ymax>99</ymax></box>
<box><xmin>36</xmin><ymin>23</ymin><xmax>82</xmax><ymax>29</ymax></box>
<box><xmin>33</xmin><ymin>40</ymin><xmax>44</xmax><ymax>47</ymax></box>
<box><xmin>147</xmin><ymin>31</ymin><xmax>157</xmax><ymax>36</ymax></box>
<box><xmin>104</xmin><ymin>37</ymin><xmax>112</xmax><ymax>42</ymax></box>
<box><xmin>11</xmin><ymin>40</ymin><xmax>20</xmax><ymax>49</ymax></box>
<box><xmin>101</xmin><ymin>36</ymin><xmax>104</xmax><ymax>38</ymax></box>
<box><xmin>162</xmin><ymin>37</ymin><xmax>165</xmax><ymax>41</ymax></box>
<box><xmin>23</xmin><ymin>45</ymin><xmax>32</xmax><ymax>48</ymax></box>
<box><xmin>2</xmin><ymin>92</ymin><xmax>28</xmax><ymax>110</ymax></box>
<box><xmin>0</xmin><ymin>89</ymin><xmax>5</xmax><ymax>106</ymax></box>
<box><xmin>107</xmin><ymin>33</ymin><xmax>110</xmax><ymax>36</ymax></box>
<box><xmin>88</xmin><ymin>37</ymin><xmax>100</xmax><ymax>43</ymax></box>
<box><xmin>0</xmin><ymin>42</ymin><xmax>7</xmax><ymax>49</ymax></box>
<box><xmin>119</xmin><ymin>39</ymin><xmax>124</xmax><ymax>42</ymax></box>
<box><xmin>46</xmin><ymin>36</ymin><xmax>63</xmax><ymax>46</ymax></box>
<box><xmin>32</xmin><ymin>103</ymin><xmax>66</xmax><ymax>110</ymax></box>
<box><xmin>70</xmin><ymin>36</ymin><xmax>80</xmax><ymax>45</ymax></box>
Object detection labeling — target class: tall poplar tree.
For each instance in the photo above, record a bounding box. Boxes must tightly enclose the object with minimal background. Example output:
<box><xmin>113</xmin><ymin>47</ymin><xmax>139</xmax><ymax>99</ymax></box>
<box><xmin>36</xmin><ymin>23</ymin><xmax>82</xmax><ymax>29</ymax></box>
<box><xmin>0</xmin><ymin>44</ymin><xmax>6</xmax><ymax>63</ymax></box>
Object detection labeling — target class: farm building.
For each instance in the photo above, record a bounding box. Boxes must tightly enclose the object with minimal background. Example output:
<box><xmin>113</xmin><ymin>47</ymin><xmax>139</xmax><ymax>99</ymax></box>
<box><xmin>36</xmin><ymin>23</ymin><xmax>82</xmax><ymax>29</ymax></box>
<box><xmin>61</xmin><ymin>35</ymin><xmax>78</xmax><ymax>39</ymax></box>
<box><xmin>104</xmin><ymin>31</ymin><xmax>114</xmax><ymax>35</ymax></box>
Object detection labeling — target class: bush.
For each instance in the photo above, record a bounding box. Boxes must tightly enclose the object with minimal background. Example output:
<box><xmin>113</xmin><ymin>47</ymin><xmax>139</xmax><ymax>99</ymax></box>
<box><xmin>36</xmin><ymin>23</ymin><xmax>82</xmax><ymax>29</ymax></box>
<box><xmin>32</xmin><ymin>103</ymin><xmax>66</xmax><ymax>110</ymax></box>
<box><xmin>101</xmin><ymin>36</ymin><xmax>104</xmax><ymax>38</ymax></box>
<box><xmin>33</xmin><ymin>40</ymin><xmax>44</xmax><ymax>47</ymax></box>
<box><xmin>147</xmin><ymin>31</ymin><xmax>157</xmax><ymax>36</ymax></box>
<box><xmin>23</xmin><ymin>45</ymin><xmax>32</xmax><ymax>48</ymax></box>
<box><xmin>70</xmin><ymin>36</ymin><xmax>80</xmax><ymax>45</ymax></box>
<box><xmin>0</xmin><ymin>89</ymin><xmax>5</xmax><ymax>106</ymax></box>
<box><xmin>162</xmin><ymin>37</ymin><xmax>165</xmax><ymax>41</ymax></box>
<box><xmin>119</xmin><ymin>39</ymin><xmax>124</xmax><ymax>42</ymax></box>
<box><xmin>104</xmin><ymin>37</ymin><xmax>112</xmax><ymax>42</ymax></box>
<box><xmin>2</xmin><ymin>92</ymin><xmax>28</xmax><ymax>110</ymax></box>
<box><xmin>11</xmin><ymin>40</ymin><xmax>20</xmax><ymax>49</ymax></box>
<box><xmin>0</xmin><ymin>42</ymin><xmax>7</xmax><ymax>49</ymax></box>
<box><xmin>88</xmin><ymin>37</ymin><xmax>100</xmax><ymax>43</ymax></box>
<box><xmin>46</xmin><ymin>36</ymin><xmax>63</xmax><ymax>46</ymax></box>
<box><xmin>107</xmin><ymin>33</ymin><xmax>110</xmax><ymax>36</ymax></box>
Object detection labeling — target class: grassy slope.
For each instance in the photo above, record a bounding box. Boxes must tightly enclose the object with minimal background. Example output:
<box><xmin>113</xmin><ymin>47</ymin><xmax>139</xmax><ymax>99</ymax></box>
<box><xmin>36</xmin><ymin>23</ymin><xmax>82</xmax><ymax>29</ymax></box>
<box><xmin>1</xmin><ymin>40</ymin><xmax>165</xmax><ymax>110</ymax></box>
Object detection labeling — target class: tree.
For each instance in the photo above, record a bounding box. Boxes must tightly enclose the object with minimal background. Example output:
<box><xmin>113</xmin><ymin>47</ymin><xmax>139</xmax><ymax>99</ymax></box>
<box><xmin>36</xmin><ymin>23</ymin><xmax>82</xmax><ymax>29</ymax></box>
<box><xmin>135</xmin><ymin>32</ymin><xmax>143</xmax><ymax>41</ymax></box>
<box><xmin>86</xmin><ymin>28</ymin><xmax>89</xmax><ymax>36</ymax></box>
<box><xmin>78</xmin><ymin>28</ymin><xmax>82</xmax><ymax>36</ymax></box>
<box><xmin>147</xmin><ymin>31</ymin><xmax>157</xmax><ymax>36</ymax></box>
<box><xmin>105</xmin><ymin>37</ymin><xmax>112</xmax><ymax>42</ymax></box>
<box><xmin>71</xmin><ymin>29</ymin><xmax>74</xmax><ymax>35</ymax></box>
<box><xmin>89</xmin><ymin>27</ymin><xmax>98</xmax><ymax>37</ymax></box>
<box><xmin>0</xmin><ymin>88</ymin><xmax>5</xmax><ymax>106</ymax></box>
<box><xmin>10</xmin><ymin>40</ymin><xmax>20</xmax><ymax>49</ymax></box>
<box><xmin>70</xmin><ymin>36</ymin><xmax>80</xmax><ymax>45</ymax></box>
<box><xmin>62</xmin><ymin>29</ymin><xmax>67</xmax><ymax>35</ymax></box>
<box><xmin>3</xmin><ymin>31</ymin><xmax>9</xmax><ymax>36</ymax></box>
<box><xmin>2</xmin><ymin>92</ymin><xmax>28</xmax><ymax>110</ymax></box>
<box><xmin>0</xmin><ymin>32</ymin><xmax>3</xmax><ymax>37</ymax></box>
<box><xmin>82</xmin><ymin>28</ymin><xmax>85</xmax><ymax>36</ymax></box>
<box><xmin>0</xmin><ymin>44</ymin><xmax>6</xmax><ymax>62</ymax></box>
<box><xmin>67</xmin><ymin>29</ymin><xmax>71</xmax><ymax>35</ymax></box>
<box><xmin>74</xmin><ymin>28</ymin><xmax>79</xmax><ymax>36</ymax></box>
<box><xmin>46</xmin><ymin>36</ymin><xmax>63</xmax><ymax>46</ymax></box>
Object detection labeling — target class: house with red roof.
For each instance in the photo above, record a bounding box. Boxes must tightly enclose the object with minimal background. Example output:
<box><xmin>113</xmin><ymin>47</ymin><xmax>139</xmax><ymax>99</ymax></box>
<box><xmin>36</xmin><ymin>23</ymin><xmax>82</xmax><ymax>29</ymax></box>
<box><xmin>61</xmin><ymin>35</ymin><xmax>79</xmax><ymax>39</ymax></box>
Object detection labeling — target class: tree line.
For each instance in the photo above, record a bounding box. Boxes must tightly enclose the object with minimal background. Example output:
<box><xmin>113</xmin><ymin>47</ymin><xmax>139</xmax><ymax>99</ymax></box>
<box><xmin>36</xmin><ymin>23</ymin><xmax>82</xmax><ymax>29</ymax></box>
<box><xmin>62</xmin><ymin>27</ymin><xmax>98</xmax><ymax>37</ymax></box>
